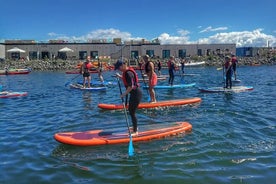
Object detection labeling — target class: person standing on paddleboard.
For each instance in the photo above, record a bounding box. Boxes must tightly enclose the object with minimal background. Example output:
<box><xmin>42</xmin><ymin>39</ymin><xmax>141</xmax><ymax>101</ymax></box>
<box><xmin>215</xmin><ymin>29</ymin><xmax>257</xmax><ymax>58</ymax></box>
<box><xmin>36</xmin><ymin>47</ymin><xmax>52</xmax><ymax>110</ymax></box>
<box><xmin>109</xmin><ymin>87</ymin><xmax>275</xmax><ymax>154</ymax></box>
<box><xmin>143</xmin><ymin>55</ymin><xmax>157</xmax><ymax>103</ymax></box>
<box><xmin>224</xmin><ymin>56</ymin><xmax>233</xmax><ymax>89</ymax></box>
<box><xmin>80</xmin><ymin>56</ymin><xmax>92</xmax><ymax>88</ymax></box>
<box><xmin>157</xmin><ymin>59</ymin><xmax>162</xmax><ymax>76</ymax></box>
<box><xmin>115</xmin><ymin>60</ymin><xmax>142</xmax><ymax>136</ymax></box>
<box><xmin>168</xmin><ymin>56</ymin><xmax>176</xmax><ymax>86</ymax></box>
<box><xmin>97</xmin><ymin>57</ymin><xmax>104</xmax><ymax>83</ymax></box>
<box><xmin>231</xmin><ymin>54</ymin><xmax>238</xmax><ymax>80</ymax></box>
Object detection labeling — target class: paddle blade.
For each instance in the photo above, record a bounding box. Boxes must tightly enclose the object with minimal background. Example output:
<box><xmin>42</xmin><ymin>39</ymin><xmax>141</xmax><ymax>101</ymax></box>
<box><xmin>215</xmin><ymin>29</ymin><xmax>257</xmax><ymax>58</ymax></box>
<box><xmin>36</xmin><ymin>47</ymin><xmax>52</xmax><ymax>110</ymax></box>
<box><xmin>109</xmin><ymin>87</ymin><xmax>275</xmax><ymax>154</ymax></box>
<box><xmin>128</xmin><ymin>136</ymin><xmax>134</xmax><ymax>156</ymax></box>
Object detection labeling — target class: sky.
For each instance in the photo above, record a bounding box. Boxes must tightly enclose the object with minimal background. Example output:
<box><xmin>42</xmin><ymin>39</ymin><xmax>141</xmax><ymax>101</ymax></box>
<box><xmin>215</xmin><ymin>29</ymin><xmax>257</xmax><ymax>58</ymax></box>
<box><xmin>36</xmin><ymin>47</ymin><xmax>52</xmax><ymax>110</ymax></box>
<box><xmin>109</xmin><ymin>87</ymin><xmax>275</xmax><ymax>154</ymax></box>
<box><xmin>0</xmin><ymin>0</ymin><xmax>276</xmax><ymax>47</ymax></box>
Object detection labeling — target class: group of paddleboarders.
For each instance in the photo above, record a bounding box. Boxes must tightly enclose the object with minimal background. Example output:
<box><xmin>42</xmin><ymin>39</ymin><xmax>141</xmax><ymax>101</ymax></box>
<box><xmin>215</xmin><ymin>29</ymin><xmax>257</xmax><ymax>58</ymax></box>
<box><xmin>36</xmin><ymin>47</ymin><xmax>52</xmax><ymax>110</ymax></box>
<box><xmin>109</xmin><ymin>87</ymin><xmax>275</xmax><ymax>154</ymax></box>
<box><xmin>224</xmin><ymin>55</ymin><xmax>238</xmax><ymax>89</ymax></box>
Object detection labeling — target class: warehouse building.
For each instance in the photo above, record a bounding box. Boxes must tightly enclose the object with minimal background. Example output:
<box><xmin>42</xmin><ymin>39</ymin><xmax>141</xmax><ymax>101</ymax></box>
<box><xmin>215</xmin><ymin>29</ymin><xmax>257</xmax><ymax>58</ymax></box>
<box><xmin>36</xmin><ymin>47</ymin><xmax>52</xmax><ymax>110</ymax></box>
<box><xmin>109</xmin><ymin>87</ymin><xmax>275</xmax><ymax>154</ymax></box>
<box><xmin>2</xmin><ymin>39</ymin><xmax>236</xmax><ymax>61</ymax></box>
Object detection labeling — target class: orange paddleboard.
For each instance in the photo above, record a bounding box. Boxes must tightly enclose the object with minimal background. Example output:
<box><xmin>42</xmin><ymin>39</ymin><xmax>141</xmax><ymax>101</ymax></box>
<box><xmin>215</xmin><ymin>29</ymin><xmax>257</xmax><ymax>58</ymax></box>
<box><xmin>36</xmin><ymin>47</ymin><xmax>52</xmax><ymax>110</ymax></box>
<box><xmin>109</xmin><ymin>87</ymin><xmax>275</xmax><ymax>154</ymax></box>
<box><xmin>54</xmin><ymin>122</ymin><xmax>192</xmax><ymax>146</ymax></box>
<box><xmin>98</xmin><ymin>97</ymin><xmax>201</xmax><ymax>110</ymax></box>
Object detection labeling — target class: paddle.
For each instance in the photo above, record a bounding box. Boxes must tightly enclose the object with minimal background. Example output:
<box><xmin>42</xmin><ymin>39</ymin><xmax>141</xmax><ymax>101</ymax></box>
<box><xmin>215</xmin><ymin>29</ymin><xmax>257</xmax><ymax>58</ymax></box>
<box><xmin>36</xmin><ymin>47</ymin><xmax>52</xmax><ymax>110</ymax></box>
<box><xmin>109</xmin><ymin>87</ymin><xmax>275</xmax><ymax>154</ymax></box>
<box><xmin>139</xmin><ymin>65</ymin><xmax>151</xmax><ymax>102</ymax></box>
<box><xmin>116</xmin><ymin>77</ymin><xmax>135</xmax><ymax>157</ymax></box>
<box><xmin>65</xmin><ymin>74</ymin><xmax>81</xmax><ymax>87</ymax></box>
<box><xmin>217</xmin><ymin>67</ymin><xmax>223</xmax><ymax>71</ymax></box>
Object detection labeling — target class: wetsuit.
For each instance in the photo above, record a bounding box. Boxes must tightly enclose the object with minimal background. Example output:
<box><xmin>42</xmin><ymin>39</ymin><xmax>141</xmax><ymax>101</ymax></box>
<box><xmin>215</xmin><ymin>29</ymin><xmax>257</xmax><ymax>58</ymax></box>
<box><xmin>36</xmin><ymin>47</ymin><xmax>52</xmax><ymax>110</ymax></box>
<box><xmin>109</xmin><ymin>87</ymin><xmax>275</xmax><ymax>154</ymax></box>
<box><xmin>122</xmin><ymin>68</ymin><xmax>142</xmax><ymax>133</ymax></box>
<box><xmin>157</xmin><ymin>61</ymin><xmax>161</xmax><ymax>72</ymax></box>
<box><xmin>168</xmin><ymin>60</ymin><xmax>175</xmax><ymax>85</ymax></box>
<box><xmin>225</xmin><ymin>60</ymin><xmax>232</xmax><ymax>88</ymax></box>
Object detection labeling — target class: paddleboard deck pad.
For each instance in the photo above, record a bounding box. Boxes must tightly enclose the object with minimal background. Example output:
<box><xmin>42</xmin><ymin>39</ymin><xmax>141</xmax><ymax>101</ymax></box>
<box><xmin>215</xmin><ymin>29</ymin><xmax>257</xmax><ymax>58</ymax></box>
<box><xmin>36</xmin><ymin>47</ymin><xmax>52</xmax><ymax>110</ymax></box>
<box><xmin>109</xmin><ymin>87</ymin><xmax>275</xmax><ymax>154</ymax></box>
<box><xmin>0</xmin><ymin>91</ymin><xmax>28</xmax><ymax>98</ymax></box>
<box><xmin>198</xmin><ymin>86</ymin><xmax>253</xmax><ymax>93</ymax></box>
<box><xmin>54</xmin><ymin>122</ymin><xmax>192</xmax><ymax>146</ymax></box>
<box><xmin>69</xmin><ymin>84</ymin><xmax>107</xmax><ymax>91</ymax></box>
<box><xmin>98</xmin><ymin>97</ymin><xmax>201</xmax><ymax>110</ymax></box>
<box><xmin>143</xmin><ymin>83</ymin><xmax>196</xmax><ymax>89</ymax></box>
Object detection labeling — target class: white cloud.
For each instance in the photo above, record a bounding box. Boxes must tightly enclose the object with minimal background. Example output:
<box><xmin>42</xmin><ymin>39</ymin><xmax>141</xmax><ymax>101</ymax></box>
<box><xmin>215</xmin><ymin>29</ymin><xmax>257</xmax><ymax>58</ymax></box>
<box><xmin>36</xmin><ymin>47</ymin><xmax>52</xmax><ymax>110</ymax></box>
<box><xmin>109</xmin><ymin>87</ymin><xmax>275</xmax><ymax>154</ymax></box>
<box><xmin>158</xmin><ymin>29</ymin><xmax>191</xmax><ymax>44</ymax></box>
<box><xmin>199</xmin><ymin>26</ymin><xmax>228</xmax><ymax>33</ymax></box>
<box><xmin>197</xmin><ymin>29</ymin><xmax>276</xmax><ymax>47</ymax></box>
<box><xmin>51</xmin><ymin>28</ymin><xmax>143</xmax><ymax>42</ymax></box>
<box><xmin>47</xmin><ymin>28</ymin><xmax>276</xmax><ymax>47</ymax></box>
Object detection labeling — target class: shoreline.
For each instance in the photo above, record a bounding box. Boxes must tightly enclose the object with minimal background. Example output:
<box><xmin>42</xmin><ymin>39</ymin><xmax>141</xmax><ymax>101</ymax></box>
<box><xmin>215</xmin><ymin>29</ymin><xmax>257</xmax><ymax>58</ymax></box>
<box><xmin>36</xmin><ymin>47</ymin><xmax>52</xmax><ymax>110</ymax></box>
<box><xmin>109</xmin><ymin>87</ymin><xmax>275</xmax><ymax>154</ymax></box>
<box><xmin>0</xmin><ymin>56</ymin><xmax>275</xmax><ymax>71</ymax></box>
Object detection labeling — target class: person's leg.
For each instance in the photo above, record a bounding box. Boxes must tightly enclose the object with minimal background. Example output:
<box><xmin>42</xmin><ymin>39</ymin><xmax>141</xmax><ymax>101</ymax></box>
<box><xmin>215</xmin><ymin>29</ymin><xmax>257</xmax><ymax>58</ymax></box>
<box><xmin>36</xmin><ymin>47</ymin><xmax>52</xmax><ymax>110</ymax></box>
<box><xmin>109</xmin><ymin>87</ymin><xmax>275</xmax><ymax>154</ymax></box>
<box><xmin>128</xmin><ymin>91</ymin><xmax>141</xmax><ymax>133</ymax></box>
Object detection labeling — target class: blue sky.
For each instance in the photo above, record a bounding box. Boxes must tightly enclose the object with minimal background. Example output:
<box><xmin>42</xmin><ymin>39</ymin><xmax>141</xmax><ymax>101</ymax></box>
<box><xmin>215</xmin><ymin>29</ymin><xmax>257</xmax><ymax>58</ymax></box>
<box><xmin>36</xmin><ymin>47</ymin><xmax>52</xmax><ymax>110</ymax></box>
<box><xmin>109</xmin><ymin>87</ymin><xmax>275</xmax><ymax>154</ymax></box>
<box><xmin>1</xmin><ymin>0</ymin><xmax>275</xmax><ymax>47</ymax></box>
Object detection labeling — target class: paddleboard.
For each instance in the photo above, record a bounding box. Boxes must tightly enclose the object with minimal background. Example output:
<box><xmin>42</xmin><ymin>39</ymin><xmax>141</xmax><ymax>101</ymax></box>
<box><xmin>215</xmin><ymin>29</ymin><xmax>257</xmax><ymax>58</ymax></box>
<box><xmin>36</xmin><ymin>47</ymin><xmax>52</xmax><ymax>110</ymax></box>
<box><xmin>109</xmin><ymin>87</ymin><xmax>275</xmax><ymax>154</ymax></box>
<box><xmin>174</xmin><ymin>74</ymin><xmax>200</xmax><ymax>76</ymax></box>
<box><xmin>0</xmin><ymin>91</ymin><xmax>28</xmax><ymax>98</ymax></box>
<box><xmin>98</xmin><ymin>97</ymin><xmax>202</xmax><ymax>110</ymax></box>
<box><xmin>198</xmin><ymin>86</ymin><xmax>253</xmax><ymax>93</ymax></box>
<box><xmin>54</xmin><ymin>122</ymin><xmax>192</xmax><ymax>146</ymax></box>
<box><xmin>69</xmin><ymin>84</ymin><xmax>107</xmax><ymax>91</ymax></box>
<box><xmin>138</xmin><ymin>77</ymin><xmax>167</xmax><ymax>82</ymax></box>
<box><xmin>143</xmin><ymin>83</ymin><xmax>196</xmax><ymax>89</ymax></box>
<box><xmin>77</xmin><ymin>80</ymin><xmax>117</xmax><ymax>86</ymax></box>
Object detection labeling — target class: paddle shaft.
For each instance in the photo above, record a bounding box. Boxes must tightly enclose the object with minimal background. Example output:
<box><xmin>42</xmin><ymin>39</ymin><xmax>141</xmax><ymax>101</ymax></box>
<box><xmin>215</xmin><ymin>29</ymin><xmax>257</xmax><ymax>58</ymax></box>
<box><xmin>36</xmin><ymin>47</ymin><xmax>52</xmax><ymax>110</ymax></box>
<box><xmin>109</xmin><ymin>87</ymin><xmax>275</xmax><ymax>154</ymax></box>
<box><xmin>117</xmin><ymin>78</ymin><xmax>132</xmax><ymax>135</ymax></box>
<box><xmin>65</xmin><ymin>74</ymin><xmax>81</xmax><ymax>86</ymax></box>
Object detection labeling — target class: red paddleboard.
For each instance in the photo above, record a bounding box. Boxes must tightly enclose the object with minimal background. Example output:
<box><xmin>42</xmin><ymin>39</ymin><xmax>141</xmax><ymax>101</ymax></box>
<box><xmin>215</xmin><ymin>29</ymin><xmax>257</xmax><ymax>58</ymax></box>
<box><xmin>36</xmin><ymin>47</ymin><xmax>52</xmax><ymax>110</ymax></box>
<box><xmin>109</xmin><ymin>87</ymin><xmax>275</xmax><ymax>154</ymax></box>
<box><xmin>0</xmin><ymin>91</ymin><xmax>28</xmax><ymax>98</ymax></box>
<box><xmin>98</xmin><ymin>97</ymin><xmax>201</xmax><ymax>110</ymax></box>
<box><xmin>54</xmin><ymin>122</ymin><xmax>192</xmax><ymax>146</ymax></box>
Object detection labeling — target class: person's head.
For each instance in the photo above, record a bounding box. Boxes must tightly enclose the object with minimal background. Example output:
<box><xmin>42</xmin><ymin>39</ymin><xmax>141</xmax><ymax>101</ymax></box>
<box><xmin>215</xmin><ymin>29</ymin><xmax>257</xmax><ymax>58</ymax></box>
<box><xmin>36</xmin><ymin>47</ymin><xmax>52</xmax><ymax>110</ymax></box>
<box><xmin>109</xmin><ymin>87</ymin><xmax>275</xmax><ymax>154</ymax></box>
<box><xmin>225</xmin><ymin>56</ymin><xmax>231</xmax><ymax>61</ymax></box>
<box><xmin>114</xmin><ymin>60</ymin><xmax>126</xmax><ymax>71</ymax></box>
<box><xmin>143</xmin><ymin>55</ymin><xmax>149</xmax><ymax>62</ymax></box>
<box><xmin>86</xmin><ymin>56</ymin><xmax>91</xmax><ymax>62</ymax></box>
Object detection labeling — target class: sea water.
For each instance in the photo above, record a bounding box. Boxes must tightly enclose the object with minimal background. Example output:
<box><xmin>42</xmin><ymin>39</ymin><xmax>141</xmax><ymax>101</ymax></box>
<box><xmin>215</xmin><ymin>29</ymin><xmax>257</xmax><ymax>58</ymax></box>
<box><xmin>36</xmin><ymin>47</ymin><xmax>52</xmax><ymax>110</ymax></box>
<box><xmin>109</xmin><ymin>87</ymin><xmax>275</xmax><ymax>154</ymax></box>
<box><xmin>0</xmin><ymin>65</ymin><xmax>275</xmax><ymax>184</ymax></box>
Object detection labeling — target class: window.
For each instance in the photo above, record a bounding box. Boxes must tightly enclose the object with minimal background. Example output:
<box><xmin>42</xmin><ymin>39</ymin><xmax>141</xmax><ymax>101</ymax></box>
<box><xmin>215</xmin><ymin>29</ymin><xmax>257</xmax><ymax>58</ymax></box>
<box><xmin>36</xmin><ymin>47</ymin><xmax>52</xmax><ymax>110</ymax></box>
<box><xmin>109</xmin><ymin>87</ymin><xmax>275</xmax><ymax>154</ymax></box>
<box><xmin>29</xmin><ymin>51</ymin><xmax>38</xmax><ymax>60</ymax></box>
<box><xmin>79</xmin><ymin>51</ymin><xmax>87</xmax><ymax>60</ymax></box>
<box><xmin>131</xmin><ymin>51</ymin><xmax>139</xmax><ymax>59</ymax></box>
<box><xmin>90</xmin><ymin>51</ymin><xmax>98</xmax><ymax>59</ymax></box>
<box><xmin>197</xmin><ymin>49</ymin><xmax>202</xmax><ymax>56</ymax></box>
<box><xmin>178</xmin><ymin>49</ymin><xmax>186</xmax><ymax>58</ymax></box>
<box><xmin>146</xmin><ymin>50</ymin><xmax>154</xmax><ymax>57</ymax></box>
<box><xmin>162</xmin><ymin>50</ymin><xmax>170</xmax><ymax>59</ymax></box>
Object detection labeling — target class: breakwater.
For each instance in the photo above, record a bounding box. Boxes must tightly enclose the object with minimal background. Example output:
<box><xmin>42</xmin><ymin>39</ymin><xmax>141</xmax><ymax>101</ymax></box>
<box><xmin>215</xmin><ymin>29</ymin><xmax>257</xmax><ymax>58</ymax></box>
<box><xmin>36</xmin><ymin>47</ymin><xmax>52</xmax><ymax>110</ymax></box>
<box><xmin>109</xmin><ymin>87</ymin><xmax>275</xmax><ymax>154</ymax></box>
<box><xmin>0</xmin><ymin>56</ymin><xmax>275</xmax><ymax>71</ymax></box>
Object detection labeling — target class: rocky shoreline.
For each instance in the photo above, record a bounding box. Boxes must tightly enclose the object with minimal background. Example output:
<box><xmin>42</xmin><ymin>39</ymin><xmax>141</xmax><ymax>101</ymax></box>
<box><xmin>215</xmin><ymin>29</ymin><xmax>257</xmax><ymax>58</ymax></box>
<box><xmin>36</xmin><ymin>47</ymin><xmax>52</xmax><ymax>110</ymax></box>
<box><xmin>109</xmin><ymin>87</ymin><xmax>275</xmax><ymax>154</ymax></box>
<box><xmin>0</xmin><ymin>56</ymin><xmax>275</xmax><ymax>71</ymax></box>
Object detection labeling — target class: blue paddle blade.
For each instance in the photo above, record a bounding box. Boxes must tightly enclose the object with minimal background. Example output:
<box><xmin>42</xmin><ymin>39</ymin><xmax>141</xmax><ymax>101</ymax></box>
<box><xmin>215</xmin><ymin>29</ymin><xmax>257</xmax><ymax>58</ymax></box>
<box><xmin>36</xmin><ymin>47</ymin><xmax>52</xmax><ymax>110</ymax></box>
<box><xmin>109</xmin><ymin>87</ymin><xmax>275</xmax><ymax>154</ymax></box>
<box><xmin>128</xmin><ymin>136</ymin><xmax>134</xmax><ymax>156</ymax></box>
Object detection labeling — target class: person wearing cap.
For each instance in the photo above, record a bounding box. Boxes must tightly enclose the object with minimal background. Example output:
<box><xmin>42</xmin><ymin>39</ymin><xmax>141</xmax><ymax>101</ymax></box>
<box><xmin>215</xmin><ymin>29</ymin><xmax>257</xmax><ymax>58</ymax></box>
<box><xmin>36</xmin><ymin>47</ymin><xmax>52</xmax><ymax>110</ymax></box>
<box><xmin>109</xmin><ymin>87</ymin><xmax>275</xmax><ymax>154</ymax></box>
<box><xmin>114</xmin><ymin>60</ymin><xmax>142</xmax><ymax>136</ymax></box>
<box><xmin>224</xmin><ymin>56</ymin><xmax>233</xmax><ymax>89</ymax></box>
<box><xmin>167</xmin><ymin>56</ymin><xmax>176</xmax><ymax>85</ymax></box>
<box><xmin>143</xmin><ymin>55</ymin><xmax>157</xmax><ymax>103</ymax></box>
<box><xmin>80</xmin><ymin>56</ymin><xmax>92</xmax><ymax>88</ymax></box>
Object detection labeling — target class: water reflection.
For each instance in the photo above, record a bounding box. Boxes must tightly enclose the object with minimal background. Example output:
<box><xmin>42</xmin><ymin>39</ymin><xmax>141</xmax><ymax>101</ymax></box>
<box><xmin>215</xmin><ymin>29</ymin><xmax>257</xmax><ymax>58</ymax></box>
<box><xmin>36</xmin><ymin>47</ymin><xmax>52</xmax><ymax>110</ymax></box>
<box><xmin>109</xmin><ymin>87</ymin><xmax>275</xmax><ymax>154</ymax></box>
<box><xmin>82</xmin><ymin>91</ymin><xmax>92</xmax><ymax>110</ymax></box>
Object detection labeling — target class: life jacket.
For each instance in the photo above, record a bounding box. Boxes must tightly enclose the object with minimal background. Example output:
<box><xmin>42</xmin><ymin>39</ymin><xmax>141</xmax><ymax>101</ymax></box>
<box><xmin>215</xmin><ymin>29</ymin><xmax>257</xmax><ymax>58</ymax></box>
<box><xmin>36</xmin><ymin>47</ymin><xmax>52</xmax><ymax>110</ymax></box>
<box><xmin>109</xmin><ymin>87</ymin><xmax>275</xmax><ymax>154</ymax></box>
<box><xmin>225</xmin><ymin>60</ymin><xmax>232</xmax><ymax>69</ymax></box>
<box><xmin>122</xmin><ymin>67</ymin><xmax>139</xmax><ymax>89</ymax></box>
<box><xmin>83</xmin><ymin>62</ymin><xmax>90</xmax><ymax>73</ymax></box>
<box><xmin>231</xmin><ymin>57</ymin><xmax>237</xmax><ymax>64</ymax></box>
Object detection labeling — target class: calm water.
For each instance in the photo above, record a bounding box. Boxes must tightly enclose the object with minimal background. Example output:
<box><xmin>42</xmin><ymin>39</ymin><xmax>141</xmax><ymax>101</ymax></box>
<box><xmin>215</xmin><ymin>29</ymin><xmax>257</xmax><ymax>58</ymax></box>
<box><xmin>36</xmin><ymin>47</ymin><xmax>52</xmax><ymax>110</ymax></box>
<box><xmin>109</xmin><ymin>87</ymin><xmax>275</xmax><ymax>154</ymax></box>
<box><xmin>0</xmin><ymin>65</ymin><xmax>275</xmax><ymax>184</ymax></box>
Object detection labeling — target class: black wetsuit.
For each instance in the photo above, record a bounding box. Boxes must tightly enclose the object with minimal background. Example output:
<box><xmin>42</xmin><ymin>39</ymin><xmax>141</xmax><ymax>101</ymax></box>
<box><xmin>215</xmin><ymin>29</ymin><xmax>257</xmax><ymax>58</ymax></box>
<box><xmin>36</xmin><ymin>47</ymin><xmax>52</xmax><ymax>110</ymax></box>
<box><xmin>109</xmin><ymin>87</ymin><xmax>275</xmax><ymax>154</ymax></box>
<box><xmin>124</xmin><ymin>70</ymin><xmax>142</xmax><ymax>132</ymax></box>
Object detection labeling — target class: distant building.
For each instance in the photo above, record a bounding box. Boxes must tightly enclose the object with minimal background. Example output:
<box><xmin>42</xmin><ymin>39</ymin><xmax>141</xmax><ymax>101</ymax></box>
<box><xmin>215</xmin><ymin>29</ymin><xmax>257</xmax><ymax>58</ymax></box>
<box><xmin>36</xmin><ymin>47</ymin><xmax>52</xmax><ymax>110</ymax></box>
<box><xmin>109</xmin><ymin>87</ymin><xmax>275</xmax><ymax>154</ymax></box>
<box><xmin>2</xmin><ymin>39</ymin><xmax>236</xmax><ymax>61</ymax></box>
<box><xmin>0</xmin><ymin>44</ymin><xmax>5</xmax><ymax>60</ymax></box>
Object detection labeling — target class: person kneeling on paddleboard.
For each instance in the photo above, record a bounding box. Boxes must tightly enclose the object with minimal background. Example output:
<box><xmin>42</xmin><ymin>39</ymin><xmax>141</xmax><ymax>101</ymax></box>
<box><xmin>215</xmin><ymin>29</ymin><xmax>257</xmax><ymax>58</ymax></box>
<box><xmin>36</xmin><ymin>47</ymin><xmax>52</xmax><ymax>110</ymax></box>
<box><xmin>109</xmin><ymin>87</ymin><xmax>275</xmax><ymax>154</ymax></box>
<box><xmin>115</xmin><ymin>60</ymin><xmax>142</xmax><ymax>136</ymax></box>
